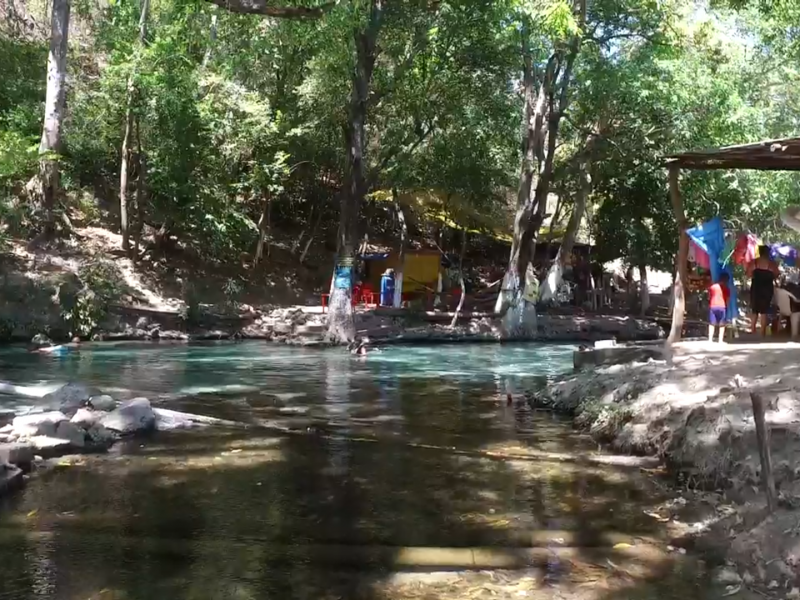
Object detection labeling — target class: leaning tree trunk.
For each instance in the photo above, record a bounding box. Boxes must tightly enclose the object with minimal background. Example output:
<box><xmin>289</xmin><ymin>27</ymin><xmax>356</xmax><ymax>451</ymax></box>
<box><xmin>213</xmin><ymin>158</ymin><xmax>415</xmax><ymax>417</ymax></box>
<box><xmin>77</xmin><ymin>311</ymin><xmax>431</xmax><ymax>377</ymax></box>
<box><xmin>38</xmin><ymin>0</ymin><xmax>71</xmax><ymax>236</ymax></box>
<box><xmin>496</xmin><ymin>0</ymin><xmax>583</xmax><ymax>338</ymax></box>
<box><xmin>392</xmin><ymin>188</ymin><xmax>407</xmax><ymax>308</ymax></box>
<box><xmin>326</xmin><ymin>0</ymin><xmax>383</xmax><ymax>343</ymax></box>
<box><xmin>120</xmin><ymin>0</ymin><xmax>150</xmax><ymax>255</ymax></box>
<box><xmin>667</xmin><ymin>165</ymin><xmax>689</xmax><ymax>344</ymax></box>
<box><xmin>540</xmin><ymin>151</ymin><xmax>591</xmax><ymax>303</ymax></box>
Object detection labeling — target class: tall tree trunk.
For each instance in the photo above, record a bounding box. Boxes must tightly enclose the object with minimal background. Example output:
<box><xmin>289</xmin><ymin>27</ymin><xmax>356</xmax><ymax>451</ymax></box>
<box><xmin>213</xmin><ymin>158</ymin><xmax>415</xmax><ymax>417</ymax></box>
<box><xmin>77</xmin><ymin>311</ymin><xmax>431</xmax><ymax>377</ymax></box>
<box><xmin>540</xmin><ymin>150</ymin><xmax>592</xmax><ymax>303</ymax></box>
<box><xmin>496</xmin><ymin>0</ymin><xmax>584</xmax><ymax>338</ymax></box>
<box><xmin>119</xmin><ymin>0</ymin><xmax>150</xmax><ymax>256</ymax></box>
<box><xmin>326</xmin><ymin>0</ymin><xmax>383</xmax><ymax>343</ymax></box>
<box><xmin>392</xmin><ymin>188</ymin><xmax>407</xmax><ymax>308</ymax></box>
<box><xmin>626</xmin><ymin>265</ymin><xmax>636</xmax><ymax>311</ymax></box>
<box><xmin>639</xmin><ymin>263</ymin><xmax>649</xmax><ymax>316</ymax></box>
<box><xmin>254</xmin><ymin>192</ymin><xmax>271</xmax><ymax>266</ymax></box>
<box><xmin>667</xmin><ymin>166</ymin><xmax>688</xmax><ymax>344</ymax></box>
<box><xmin>38</xmin><ymin>0</ymin><xmax>70</xmax><ymax>236</ymax></box>
<box><xmin>133</xmin><ymin>116</ymin><xmax>146</xmax><ymax>259</ymax></box>
<box><xmin>449</xmin><ymin>229</ymin><xmax>468</xmax><ymax>328</ymax></box>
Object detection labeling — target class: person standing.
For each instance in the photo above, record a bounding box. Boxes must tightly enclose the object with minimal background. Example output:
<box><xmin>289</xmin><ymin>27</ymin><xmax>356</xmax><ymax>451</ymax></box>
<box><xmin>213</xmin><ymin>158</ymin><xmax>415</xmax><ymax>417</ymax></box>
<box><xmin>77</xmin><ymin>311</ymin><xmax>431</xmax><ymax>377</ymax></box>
<box><xmin>708</xmin><ymin>272</ymin><xmax>731</xmax><ymax>343</ymax></box>
<box><xmin>746</xmin><ymin>245</ymin><xmax>779</xmax><ymax>335</ymax></box>
<box><xmin>380</xmin><ymin>268</ymin><xmax>395</xmax><ymax>307</ymax></box>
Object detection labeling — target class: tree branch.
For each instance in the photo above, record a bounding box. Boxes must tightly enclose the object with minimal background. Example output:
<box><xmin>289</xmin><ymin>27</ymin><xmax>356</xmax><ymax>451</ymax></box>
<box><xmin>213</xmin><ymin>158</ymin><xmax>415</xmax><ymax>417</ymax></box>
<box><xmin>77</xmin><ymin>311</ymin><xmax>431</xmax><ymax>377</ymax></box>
<box><xmin>203</xmin><ymin>0</ymin><xmax>334</xmax><ymax>18</ymax></box>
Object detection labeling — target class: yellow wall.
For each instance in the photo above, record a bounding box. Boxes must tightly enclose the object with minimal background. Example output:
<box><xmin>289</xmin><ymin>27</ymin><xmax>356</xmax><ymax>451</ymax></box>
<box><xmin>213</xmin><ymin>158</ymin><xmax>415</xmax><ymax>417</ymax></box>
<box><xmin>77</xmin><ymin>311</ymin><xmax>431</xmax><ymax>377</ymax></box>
<box><xmin>363</xmin><ymin>252</ymin><xmax>441</xmax><ymax>293</ymax></box>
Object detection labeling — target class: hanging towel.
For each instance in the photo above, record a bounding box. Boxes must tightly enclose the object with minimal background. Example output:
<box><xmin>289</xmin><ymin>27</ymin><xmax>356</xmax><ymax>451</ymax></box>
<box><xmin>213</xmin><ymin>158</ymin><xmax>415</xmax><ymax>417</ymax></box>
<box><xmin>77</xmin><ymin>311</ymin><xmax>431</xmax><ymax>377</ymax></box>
<box><xmin>686</xmin><ymin>216</ymin><xmax>737</xmax><ymax>322</ymax></box>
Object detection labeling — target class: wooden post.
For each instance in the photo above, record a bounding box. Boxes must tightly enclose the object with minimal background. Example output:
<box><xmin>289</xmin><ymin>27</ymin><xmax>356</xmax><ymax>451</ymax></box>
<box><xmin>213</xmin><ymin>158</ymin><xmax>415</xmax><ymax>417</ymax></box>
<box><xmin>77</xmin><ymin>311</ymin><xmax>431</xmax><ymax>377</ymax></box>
<box><xmin>667</xmin><ymin>165</ymin><xmax>689</xmax><ymax>344</ymax></box>
<box><xmin>750</xmin><ymin>391</ymin><xmax>776</xmax><ymax>512</ymax></box>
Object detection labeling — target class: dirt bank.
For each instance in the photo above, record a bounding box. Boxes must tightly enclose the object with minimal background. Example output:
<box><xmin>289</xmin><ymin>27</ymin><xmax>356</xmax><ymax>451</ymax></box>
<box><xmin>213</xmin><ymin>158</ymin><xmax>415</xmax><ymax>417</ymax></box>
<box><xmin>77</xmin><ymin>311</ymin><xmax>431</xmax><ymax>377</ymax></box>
<box><xmin>531</xmin><ymin>340</ymin><xmax>800</xmax><ymax>594</ymax></box>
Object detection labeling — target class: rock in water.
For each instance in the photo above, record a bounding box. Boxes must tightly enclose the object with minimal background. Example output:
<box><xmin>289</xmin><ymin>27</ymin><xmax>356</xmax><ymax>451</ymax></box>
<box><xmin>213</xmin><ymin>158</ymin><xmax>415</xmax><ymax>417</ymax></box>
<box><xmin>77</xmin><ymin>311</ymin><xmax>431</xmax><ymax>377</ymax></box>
<box><xmin>12</xmin><ymin>411</ymin><xmax>67</xmax><ymax>438</ymax></box>
<box><xmin>101</xmin><ymin>398</ymin><xmax>156</xmax><ymax>434</ymax></box>
<box><xmin>87</xmin><ymin>395</ymin><xmax>116</xmax><ymax>412</ymax></box>
<box><xmin>42</xmin><ymin>383</ymin><xmax>101</xmax><ymax>415</ymax></box>
<box><xmin>87</xmin><ymin>423</ymin><xmax>117</xmax><ymax>446</ymax></box>
<box><xmin>54</xmin><ymin>421</ymin><xmax>86</xmax><ymax>448</ymax></box>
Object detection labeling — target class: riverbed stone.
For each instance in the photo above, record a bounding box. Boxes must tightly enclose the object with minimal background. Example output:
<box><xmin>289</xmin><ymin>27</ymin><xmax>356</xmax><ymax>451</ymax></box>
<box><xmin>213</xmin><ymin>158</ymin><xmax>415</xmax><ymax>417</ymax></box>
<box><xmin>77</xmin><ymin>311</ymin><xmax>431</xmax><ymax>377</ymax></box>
<box><xmin>88</xmin><ymin>395</ymin><xmax>116</xmax><ymax>411</ymax></box>
<box><xmin>86</xmin><ymin>423</ymin><xmax>117</xmax><ymax>446</ymax></box>
<box><xmin>101</xmin><ymin>398</ymin><xmax>156</xmax><ymax>434</ymax></box>
<box><xmin>54</xmin><ymin>421</ymin><xmax>86</xmax><ymax>448</ymax></box>
<box><xmin>70</xmin><ymin>408</ymin><xmax>99</xmax><ymax>428</ymax></box>
<box><xmin>0</xmin><ymin>442</ymin><xmax>35</xmax><ymax>468</ymax></box>
<box><xmin>42</xmin><ymin>382</ymin><xmax>101</xmax><ymax>414</ymax></box>
<box><xmin>12</xmin><ymin>411</ymin><xmax>67</xmax><ymax>437</ymax></box>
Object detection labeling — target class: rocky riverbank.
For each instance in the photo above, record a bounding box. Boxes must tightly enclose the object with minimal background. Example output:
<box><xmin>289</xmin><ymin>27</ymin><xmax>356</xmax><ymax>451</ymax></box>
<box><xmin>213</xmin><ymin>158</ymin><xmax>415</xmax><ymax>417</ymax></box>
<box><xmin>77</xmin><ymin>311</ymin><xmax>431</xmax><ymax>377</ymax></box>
<box><xmin>529</xmin><ymin>341</ymin><xmax>800</xmax><ymax>596</ymax></box>
<box><xmin>0</xmin><ymin>382</ymin><xmax>237</xmax><ymax>496</ymax></box>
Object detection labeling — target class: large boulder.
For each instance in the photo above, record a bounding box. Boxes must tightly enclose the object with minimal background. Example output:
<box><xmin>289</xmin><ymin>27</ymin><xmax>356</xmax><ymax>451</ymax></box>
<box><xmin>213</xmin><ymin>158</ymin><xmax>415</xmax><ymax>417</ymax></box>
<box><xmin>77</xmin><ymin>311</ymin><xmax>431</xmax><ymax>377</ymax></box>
<box><xmin>42</xmin><ymin>383</ymin><xmax>102</xmax><ymax>415</ymax></box>
<box><xmin>12</xmin><ymin>411</ymin><xmax>67</xmax><ymax>438</ymax></box>
<box><xmin>101</xmin><ymin>398</ymin><xmax>156</xmax><ymax>434</ymax></box>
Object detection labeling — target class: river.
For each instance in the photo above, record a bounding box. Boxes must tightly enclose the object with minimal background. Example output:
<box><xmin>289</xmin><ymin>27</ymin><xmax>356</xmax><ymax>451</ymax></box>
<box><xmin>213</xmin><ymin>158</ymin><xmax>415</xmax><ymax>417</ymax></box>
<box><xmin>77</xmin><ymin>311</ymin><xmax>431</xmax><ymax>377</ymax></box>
<box><xmin>0</xmin><ymin>342</ymin><xmax>729</xmax><ymax>599</ymax></box>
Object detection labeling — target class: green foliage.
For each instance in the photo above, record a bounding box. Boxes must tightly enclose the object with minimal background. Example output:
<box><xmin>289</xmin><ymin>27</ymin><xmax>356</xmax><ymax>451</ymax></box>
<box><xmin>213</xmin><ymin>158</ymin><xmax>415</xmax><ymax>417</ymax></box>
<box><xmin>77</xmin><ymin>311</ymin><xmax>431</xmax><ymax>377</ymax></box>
<box><xmin>3</xmin><ymin>0</ymin><xmax>800</xmax><ymax>285</ymax></box>
<box><xmin>61</xmin><ymin>260</ymin><xmax>127</xmax><ymax>336</ymax></box>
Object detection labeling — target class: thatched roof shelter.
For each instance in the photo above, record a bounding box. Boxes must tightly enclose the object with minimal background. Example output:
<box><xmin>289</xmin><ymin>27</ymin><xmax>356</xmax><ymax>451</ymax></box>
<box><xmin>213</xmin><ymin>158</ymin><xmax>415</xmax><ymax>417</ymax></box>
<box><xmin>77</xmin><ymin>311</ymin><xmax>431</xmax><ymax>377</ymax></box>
<box><xmin>664</xmin><ymin>136</ymin><xmax>800</xmax><ymax>343</ymax></box>
<box><xmin>666</xmin><ymin>137</ymin><xmax>800</xmax><ymax>171</ymax></box>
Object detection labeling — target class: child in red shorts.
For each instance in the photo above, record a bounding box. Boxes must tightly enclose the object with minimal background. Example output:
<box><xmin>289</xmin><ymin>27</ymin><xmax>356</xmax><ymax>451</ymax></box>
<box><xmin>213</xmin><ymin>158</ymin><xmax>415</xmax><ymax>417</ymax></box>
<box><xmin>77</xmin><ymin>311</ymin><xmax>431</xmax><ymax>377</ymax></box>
<box><xmin>708</xmin><ymin>272</ymin><xmax>731</xmax><ymax>343</ymax></box>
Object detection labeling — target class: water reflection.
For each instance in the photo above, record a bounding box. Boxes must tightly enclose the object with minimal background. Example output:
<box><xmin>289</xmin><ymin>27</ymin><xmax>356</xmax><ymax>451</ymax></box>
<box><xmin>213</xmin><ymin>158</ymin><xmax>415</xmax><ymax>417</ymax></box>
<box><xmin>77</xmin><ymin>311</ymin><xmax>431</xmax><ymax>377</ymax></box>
<box><xmin>0</xmin><ymin>342</ymin><xmax>716</xmax><ymax>599</ymax></box>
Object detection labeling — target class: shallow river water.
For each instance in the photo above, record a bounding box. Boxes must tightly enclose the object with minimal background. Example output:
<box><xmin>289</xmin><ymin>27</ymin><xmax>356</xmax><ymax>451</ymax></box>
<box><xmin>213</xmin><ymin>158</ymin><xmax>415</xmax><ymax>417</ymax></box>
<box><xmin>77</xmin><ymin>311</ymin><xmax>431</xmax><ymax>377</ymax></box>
<box><xmin>0</xmin><ymin>343</ymin><xmax>732</xmax><ymax>599</ymax></box>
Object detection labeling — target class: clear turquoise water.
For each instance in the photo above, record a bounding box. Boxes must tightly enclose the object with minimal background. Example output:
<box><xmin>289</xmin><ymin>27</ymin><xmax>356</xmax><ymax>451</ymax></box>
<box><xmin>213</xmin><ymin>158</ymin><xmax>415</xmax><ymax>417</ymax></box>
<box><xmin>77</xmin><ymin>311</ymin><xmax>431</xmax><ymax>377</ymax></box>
<box><xmin>0</xmin><ymin>342</ymin><xmax>714</xmax><ymax>599</ymax></box>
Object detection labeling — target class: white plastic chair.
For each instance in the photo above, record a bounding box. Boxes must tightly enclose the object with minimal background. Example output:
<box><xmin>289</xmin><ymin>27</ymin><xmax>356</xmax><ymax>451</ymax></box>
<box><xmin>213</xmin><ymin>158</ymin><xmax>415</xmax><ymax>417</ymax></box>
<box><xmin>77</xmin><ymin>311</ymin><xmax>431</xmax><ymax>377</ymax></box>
<box><xmin>774</xmin><ymin>287</ymin><xmax>800</xmax><ymax>338</ymax></box>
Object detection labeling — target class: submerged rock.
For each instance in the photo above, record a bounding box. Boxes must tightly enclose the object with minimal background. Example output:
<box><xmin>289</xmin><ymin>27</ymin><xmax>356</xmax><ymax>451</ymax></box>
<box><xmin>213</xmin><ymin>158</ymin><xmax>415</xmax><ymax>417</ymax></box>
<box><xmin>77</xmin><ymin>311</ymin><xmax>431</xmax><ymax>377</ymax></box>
<box><xmin>101</xmin><ymin>398</ymin><xmax>156</xmax><ymax>434</ymax></box>
<box><xmin>42</xmin><ymin>382</ymin><xmax>101</xmax><ymax>415</ymax></box>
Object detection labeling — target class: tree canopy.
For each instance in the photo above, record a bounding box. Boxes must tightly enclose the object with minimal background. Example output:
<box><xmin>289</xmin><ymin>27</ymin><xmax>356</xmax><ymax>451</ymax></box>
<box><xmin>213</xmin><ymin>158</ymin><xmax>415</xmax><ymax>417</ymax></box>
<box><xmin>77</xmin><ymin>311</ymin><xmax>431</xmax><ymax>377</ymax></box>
<box><xmin>1</xmin><ymin>0</ymin><xmax>800</xmax><ymax>300</ymax></box>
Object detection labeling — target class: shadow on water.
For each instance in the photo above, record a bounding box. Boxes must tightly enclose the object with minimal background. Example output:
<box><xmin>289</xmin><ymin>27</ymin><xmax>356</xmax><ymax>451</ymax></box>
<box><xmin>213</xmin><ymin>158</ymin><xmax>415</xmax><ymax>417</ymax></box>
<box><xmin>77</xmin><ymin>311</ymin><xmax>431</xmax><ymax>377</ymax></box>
<box><xmin>0</xmin><ymin>343</ymin><xmax>734</xmax><ymax>599</ymax></box>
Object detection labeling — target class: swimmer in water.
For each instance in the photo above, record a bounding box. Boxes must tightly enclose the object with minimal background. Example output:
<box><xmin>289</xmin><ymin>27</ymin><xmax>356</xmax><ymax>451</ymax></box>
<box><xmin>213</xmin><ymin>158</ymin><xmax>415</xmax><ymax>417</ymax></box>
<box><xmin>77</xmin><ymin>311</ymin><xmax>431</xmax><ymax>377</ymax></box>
<box><xmin>32</xmin><ymin>337</ymin><xmax>81</xmax><ymax>355</ymax></box>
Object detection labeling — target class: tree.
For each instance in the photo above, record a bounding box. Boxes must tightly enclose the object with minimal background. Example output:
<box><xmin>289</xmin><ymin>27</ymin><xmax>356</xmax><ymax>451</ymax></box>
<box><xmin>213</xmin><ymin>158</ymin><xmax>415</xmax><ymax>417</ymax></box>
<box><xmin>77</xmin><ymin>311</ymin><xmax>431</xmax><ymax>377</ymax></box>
<box><xmin>119</xmin><ymin>0</ymin><xmax>150</xmax><ymax>256</ymax></box>
<box><xmin>495</xmin><ymin>0</ymin><xmax>586</xmax><ymax>338</ymax></box>
<box><xmin>37</xmin><ymin>0</ymin><xmax>71</xmax><ymax>237</ymax></box>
